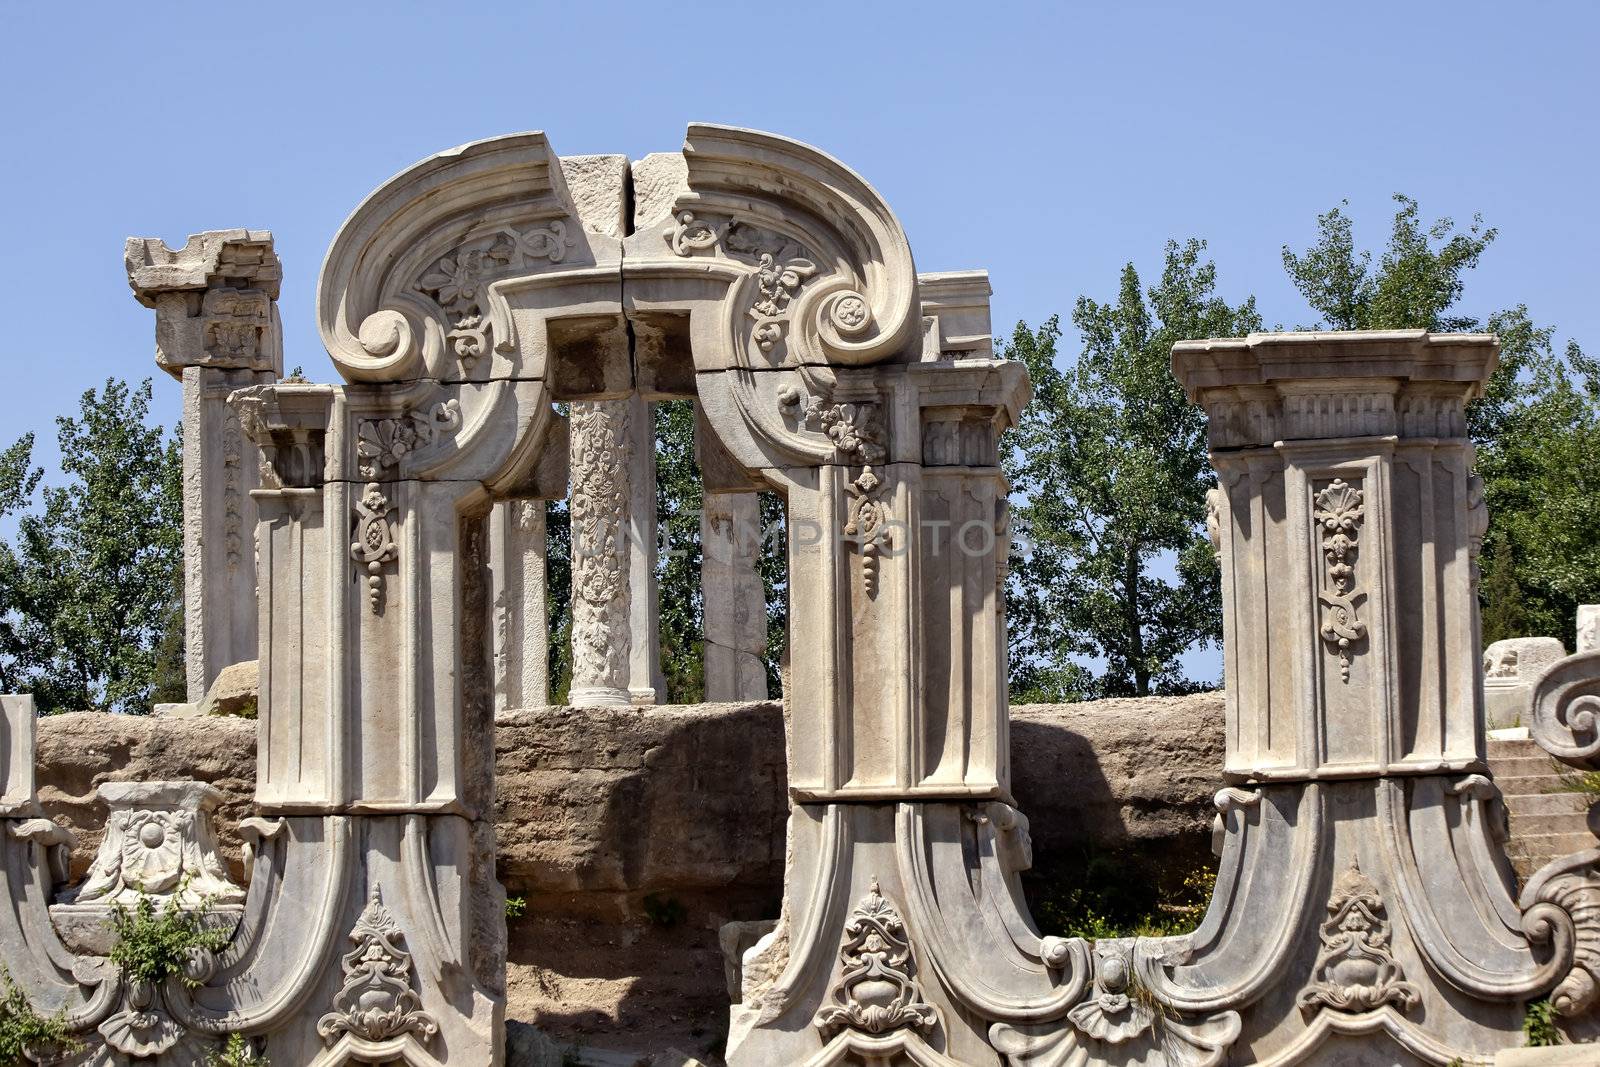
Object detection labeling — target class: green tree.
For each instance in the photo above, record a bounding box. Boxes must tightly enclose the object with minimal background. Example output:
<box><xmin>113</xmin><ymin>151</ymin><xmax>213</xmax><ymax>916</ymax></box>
<box><xmin>1283</xmin><ymin>196</ymin><xmax>1599</xmax><ymax>640</ymax></box>
<box><xmin>1003</xmin><ymin>240</ymin><xmax>1262</xmax><ymax>700</ymax></box>
<box><xmin>0</xmin><ymin>379</ymin><xmax>183</xmax><ymax>712</ymax></box>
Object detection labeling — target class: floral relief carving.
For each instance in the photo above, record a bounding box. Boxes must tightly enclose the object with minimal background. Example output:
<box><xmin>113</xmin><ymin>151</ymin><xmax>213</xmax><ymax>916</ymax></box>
<box><xmin>351</xmin><ymin>483</ymin><xmax>398</xmax><ymax>613</ymax></box>
<box><xmin>568</xmin><ymin>400</ymin><xmax>631</xmax><ymax>693</ymax></box>
<box><xmin>318</xmin><ymin>888</ymin><xmax>439</xmax><ymax>1047</ymax></box>
<box><xmin>1314</xmin><ymin>478</ymin><xmax>1368</xmax><ymax>682</ymax></box>
<box><xmin>416</xmin><ymin>221</ymin><xmax>573</xmax><ymax>368</ymax></box>
<box><xmin>355</xmin><ymin>398</ymin><xmax>462</xmax><ymax>480</ymax></box>
<box><xmin>814</xmin><ymin>880</ymin><xmax>939</xmax><ymax>1038</ymax></box>
<box><xmin>1298</xmin><ymin>861</ymin><xmax>1419</xmax><ymax>1014</ymax></box>
<box><xmin>669</xmin><ymin>211</ymin><xmax>818</xmax><ymax>352</ymax></box>
<box><xmin>222</xmin><ymin>408</ymin><xmax>243</xmax><ymax>570</ymax></box>
<box><xmin>783</xmin><ymin>389</ymin><xmax>894</xmax><ymax>596</ymax></box>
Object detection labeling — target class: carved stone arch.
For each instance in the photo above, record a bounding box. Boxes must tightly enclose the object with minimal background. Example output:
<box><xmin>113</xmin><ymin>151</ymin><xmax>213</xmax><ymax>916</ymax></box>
<box><xmin>238</xmin><ymin>124</ymin><xmax>1018</xmax><ymax>1066</ymax></box>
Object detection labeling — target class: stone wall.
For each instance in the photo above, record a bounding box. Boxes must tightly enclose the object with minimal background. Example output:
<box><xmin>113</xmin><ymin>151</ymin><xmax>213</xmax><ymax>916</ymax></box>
<box><xmin>33</xmin><ymin>693</ymin><xmax>1225</xmax><ymax>1060</ymax></box>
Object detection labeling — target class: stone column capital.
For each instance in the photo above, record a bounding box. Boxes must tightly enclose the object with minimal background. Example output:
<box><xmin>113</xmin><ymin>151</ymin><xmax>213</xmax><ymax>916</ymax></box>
<box><xmin>125</xmin><ymin>229</ymin><xmax>283</xmax><ymax>376</ymax></box>
<box><xmin>1173</xmin><ymin>330</ymin><xmax>1499</xmax><ymax>450</ymax></box>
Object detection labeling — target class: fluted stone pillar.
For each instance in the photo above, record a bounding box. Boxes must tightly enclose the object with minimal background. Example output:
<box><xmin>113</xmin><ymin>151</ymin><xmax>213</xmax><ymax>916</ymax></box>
<box><xmin>625</xmin><ymin>393</ymin><xmax>665</xmax><ymax>704</ymax></box>
<box><xmin>488</xmin><ymin>500</ymin><xmax>549</xmax><ymax>710</ymax></box>
<box><xmin>701</xmin><ymin>491</ymin><xmax>767</xmax><ymax>701</ymax></box>
<box><xmin>126</xmin><ymin>231</ymin><xmax>282</xmax><ymax>704</ymax></box>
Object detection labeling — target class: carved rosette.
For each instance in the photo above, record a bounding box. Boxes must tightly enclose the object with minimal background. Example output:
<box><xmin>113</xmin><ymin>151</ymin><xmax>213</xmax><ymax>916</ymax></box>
<box><xmin>814</xmin><ymin>881</ymin><xmax>939</xmax><ymax>1038</ymax></box>
<box><xmin>569</xmin><ymin>400</ymin><xmax>631</xmax><ymax>696</ymax></box>
<box><xmin>318</xmin><ymin>888</ymin><xmax>439</xmax><ymax>1046</ymax></box>
<box><xmin>68</xmin><ymin>784</ymin><xmax>244</xmax><ymax>908</ymax></box>
<box><xmin>669</xmin><ymin>211</ymin><xmax>819</xmax><ymax>354</ymax></box>
<box><xmin>351</xmin><ymin>483</ymin><xmax>399</xmax><ymax>613</ymax></box>
<box><xmin>354</xmin><ymin>398</ymin><xmax>462</xmax><ymax>481</ymax></box>
<box><xmin>1298</xmin><ymin>862</ymin><xmax>1419</xmax><ymax>1014</ymax></box>
<box><xmin>416</xmin><ymin>221</ymin><xmax>573</xmax><ymax>368</ymax></box>
<box><xmin>1313</xmin><ymin>478</ymin><xmax>1368</xmax><ymax>682</ymax></box>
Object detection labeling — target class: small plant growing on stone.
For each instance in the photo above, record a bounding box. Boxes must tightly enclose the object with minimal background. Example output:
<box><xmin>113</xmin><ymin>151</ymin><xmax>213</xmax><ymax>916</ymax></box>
<box><xmin>505</xmin><ymin>895</ymin><xmax>527</xmax><ymax>920</ymax></box>
<box><xmin>207</xmin><ymin>1032</ymin><xmax>267</xmax><ymax>1066</ymax></box>
<box><xmin>108</xmin><ymin>889</ymin><xmax>231</xmax><ymax>989</ymax></box>
<box><xmin>0</xmin><ymin>967</ymin><xmax>82</xmax><ymax>1066</ymax></box>
<box><xmin>1524</xmin><ymin>996</ymin><xmax>1561</xmax><ymax>1047</ymax></box>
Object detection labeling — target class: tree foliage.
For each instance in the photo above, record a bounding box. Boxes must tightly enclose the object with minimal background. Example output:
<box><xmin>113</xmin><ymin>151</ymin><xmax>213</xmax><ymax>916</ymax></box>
<box><xmin>0</xmin><ymin>379</ymin><xmax>183</xmax><ymax>712</ymax></box>
<box><xmin>1004</xmin><ymin>241</ymin><xmax>1261</xmax><ymax>700</ymax></box>
<box><xmin>1283</xmin><ymin>196</ymin><xmax>1599</xmax><ymax>642</ymax></box>
<box><xmin>1009</xmin><ymin>195</ymin><xmax>1596</xmax><ymax>698</ymax></box>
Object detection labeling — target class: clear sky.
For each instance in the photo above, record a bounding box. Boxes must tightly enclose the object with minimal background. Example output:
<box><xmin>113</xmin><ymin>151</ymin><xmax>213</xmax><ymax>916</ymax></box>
<box><xmin>1</xmin><ymin>1</ymin><xmax>1594</xmax><ymax>682</ymax></box>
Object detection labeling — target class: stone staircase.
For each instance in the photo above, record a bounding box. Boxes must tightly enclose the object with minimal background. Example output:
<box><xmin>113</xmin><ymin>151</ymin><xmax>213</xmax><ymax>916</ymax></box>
<box><xmin>1488</xmin><ymin>734</ymin><xmax>1595</xmax><ymax>879</ymax></box>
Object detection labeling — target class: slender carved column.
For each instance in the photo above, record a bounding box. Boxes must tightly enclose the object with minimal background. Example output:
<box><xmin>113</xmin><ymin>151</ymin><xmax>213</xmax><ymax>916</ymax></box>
<box><xmin>568</xmin><ymin>399</ymin><xmax>633</xmax><ymax>707</ymax></box>
<box><xmin>701</xmin><ymin>491</ymin><xmax>768</xmax><ymax>702</ymax></box>
<box><xmin>126</xmin><ymin>230</ymin><xmax>282</xmax><ymax>704</ymax></box>
<box><xmin>624</xmin><ymin>392</ymin><xmax>666</xmax><ymax>704</ymax></box>
<box><xmin>489</xmin><ymin>500</ymin><xmax>549</xmax><ymax>710</ymax></box>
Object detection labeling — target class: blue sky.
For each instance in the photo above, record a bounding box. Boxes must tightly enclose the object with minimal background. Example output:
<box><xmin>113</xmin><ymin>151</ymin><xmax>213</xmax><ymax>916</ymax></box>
<box><xmin>2</xmin><ymin>1</ymin><xmax>1595</xmax><ymax>683</ymax></box>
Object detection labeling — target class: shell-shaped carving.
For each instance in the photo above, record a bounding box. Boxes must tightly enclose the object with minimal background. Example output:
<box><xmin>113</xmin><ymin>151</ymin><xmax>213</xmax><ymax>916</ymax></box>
<box><xmin>1531</xmin><ymin>649</ymin><xmax>1600</xmax><ymax>770</ymax></box>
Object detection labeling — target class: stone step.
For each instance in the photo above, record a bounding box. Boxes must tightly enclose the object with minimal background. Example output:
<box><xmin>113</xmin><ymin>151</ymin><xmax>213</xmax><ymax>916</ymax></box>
<box><xmin>1509</xmin><ymin>811</ymin><xmax>1594</xmax><ymax>836</ymax></box>
<box><xmin>1496</xmin><ymin>777</ymin><xmax>1574</xmax><ymax>799</ymax></box>
<box><xmin>1503</xmin><ymin>792</ymin><xmax>1588</xmax><ymax>816</ymax></box>
<box><xmin>1506</xmin><ymin>831</ymin><xmax>1598</xmax><ymax>865</ymax></box>
<box><xmin>1489</xmin><ymin>754</ymin><xmax>1563</xmax><ymax>777</ymax></box>
<box><xmin>1487</xmin><ymin>739</ymin><xmax>1545</xmax><ymax>759</ymax></box>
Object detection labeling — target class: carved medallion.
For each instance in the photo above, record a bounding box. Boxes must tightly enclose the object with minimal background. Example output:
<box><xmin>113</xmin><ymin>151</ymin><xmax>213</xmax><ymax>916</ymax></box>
<box><xmin>814</xmin><ymin>880</ymin><xmax>939</xmax><ymax>1038</ymax></box>
<box><xmin>351</xmin><ymin>483</ymin><xmax>399</xmax><ymax>613</ymax></box>
<box><xmin>1299</xmin><ymin>861</ymin><xmax>1419</xmax><ymax>1014</ymax></box>
<box><xmin>318</xmin><ymin>888</ymin><xmax>439</xmax><ymax>1046</ymax></box>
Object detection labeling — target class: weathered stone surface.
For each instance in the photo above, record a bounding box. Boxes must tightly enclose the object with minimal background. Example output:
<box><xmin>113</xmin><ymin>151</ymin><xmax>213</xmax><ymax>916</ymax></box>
<box><xmin>1010</xmin><ymin>693</ymin><xmax>1225</xmax><ymax>857</ymax></box>
<box><xmin>34</xmin><ymin>711</ymin><xmax>257</xmax><ymax>882</ymax></box>
<box><xmin>30</xmin><ymin>697</ymin><xmax>1224</xmax><ymax>1057</ymax></box>
<box><xmin>1484</xmin><ymin>636</ymin><xmax>1569</xmax><ymax>728</ymax></box>
<box><xmin>197</xmin><ymin>658</ymin><xmax>259</xmax><ymax>717</ymax></box>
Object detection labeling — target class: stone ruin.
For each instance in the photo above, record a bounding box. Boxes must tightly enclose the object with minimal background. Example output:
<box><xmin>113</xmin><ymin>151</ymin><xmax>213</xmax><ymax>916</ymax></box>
<box><xmin>3</xmin><ymin>125</ymin><xmax>1600</xmax><ymax>1066</ymax></box>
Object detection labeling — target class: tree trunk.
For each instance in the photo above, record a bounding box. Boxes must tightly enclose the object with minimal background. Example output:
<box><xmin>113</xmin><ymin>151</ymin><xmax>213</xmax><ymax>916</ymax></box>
<box><xmin>1124</xmin><ymin>547</ymin><xmax>1148</xmax><ymax>696</ymax></box>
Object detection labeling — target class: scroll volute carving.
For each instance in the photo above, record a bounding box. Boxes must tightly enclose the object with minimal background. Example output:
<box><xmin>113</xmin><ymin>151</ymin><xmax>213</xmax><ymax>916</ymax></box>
<box><xmin>677</xmin><ymin>123</ymin><xmax>920</xmax><ymax>371</ymax></box>
<box><xmin>1530</xmin><ymin>649</ymin><xmax>1600</xmax><ymax>770</ymax></box>
<box><xmin>317</xmin><ymin>132</ymin><xmax>597</xmax><ymax>385</ymax></box>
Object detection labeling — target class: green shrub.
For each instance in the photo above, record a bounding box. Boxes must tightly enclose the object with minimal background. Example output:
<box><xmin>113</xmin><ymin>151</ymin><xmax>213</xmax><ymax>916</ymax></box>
<box><xmin>1524</xmin><ymin>997</ymin><xmax>1561</xmax><ymax>1047</ymax></box>
<box><xmin>505</xmin><ymin>895</ymin><xmax>527</xmax><ymax>920</ymax></box>
<box><xmin>207</xmin><ymin>1032</ymin><xmax>267</xmax><ymax>1066</ymax></box>
<box><xmin>108</xmin><ymin>891</ymin><xmax>231</xmax><ymax>988</ymax></box>
<box><xmin>0</xmin><ymin>968</ymin><xmax>82</xmax><ymax>1066</ymax></box>
<box><xmin>1031</xmin><ymin>849</ymin><xmax>1217</xmax><ymax>941</ymax></box>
